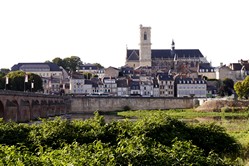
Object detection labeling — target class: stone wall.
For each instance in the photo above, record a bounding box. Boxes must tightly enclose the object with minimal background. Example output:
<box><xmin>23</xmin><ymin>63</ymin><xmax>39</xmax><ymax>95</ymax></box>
<box><xmin>70</xmin><ymin>97</ymin><xmax>194</xmax><ymax>113</ymax></box>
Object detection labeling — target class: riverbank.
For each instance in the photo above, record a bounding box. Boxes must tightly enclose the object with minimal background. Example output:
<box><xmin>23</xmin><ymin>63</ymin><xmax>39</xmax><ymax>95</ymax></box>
<box><xmin>195</xmin><ymin>99</ymin><xmax>249</xmax><ymax>112</ymax></box>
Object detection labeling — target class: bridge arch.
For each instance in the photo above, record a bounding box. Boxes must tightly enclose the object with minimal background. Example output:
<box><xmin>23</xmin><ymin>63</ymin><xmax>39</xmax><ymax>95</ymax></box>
<box><xmin>5</xmin><ymin>100</ymin><xmax>18</xmax><ymax>122</ymax></box>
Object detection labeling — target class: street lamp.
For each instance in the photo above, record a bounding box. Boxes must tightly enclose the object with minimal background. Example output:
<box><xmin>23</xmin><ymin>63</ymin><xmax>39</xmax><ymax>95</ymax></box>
<box><xmin>31</xmin><ymin>80</ymin><xmax>34</xmax><ymax>92</ymax></box>
<box><xmin>5</xmin><ymin>76</ymin><xmax>8</xmax><ymax>90</ymax></box>
<box><xmin>24</xmin><ymin>74</ymin><xmax>28</xmax><ymax>92</ymax></box>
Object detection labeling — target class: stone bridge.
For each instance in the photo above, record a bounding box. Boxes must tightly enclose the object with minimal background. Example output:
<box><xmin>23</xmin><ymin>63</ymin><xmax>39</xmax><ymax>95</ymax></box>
<box><xmin>0</xmin><ymin>90</ymin><xmax>69</xmax><ymax>122</ymax></box>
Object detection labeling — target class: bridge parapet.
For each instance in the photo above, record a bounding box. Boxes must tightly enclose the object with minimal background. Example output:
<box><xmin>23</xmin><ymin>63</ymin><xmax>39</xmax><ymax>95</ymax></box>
<box><xmin>0</xmin><ymin>90</ymin><xmax>68</xmax><ymax>122</ymax></box>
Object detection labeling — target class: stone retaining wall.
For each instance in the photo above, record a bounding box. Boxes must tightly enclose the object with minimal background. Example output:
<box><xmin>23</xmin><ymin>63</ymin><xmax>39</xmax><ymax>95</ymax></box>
<box><xmin>70</xmin><ymin>97</ymin><xmax>194</xmax><ymax>113</ymax></box>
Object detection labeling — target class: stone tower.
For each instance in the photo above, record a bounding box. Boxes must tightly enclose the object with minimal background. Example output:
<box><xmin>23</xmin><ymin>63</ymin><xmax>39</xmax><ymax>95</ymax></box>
<box><xmin>139</xmin><ymin>24</ymin><xmax>152</xmax><ymax>67</ymax></box>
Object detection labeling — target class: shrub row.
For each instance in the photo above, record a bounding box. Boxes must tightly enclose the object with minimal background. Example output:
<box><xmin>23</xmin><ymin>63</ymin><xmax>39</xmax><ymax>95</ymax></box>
<box><xmin>0</xmin><ymin>112</ymin><xmax>242</xmax><ymax>165</ymax></box>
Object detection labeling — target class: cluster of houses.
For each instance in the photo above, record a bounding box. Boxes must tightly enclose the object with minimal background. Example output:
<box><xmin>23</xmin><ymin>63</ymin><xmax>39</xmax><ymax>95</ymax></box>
<box><xmin>4</xmin><ymin>26</ymin><xmax>249</xmax><ymax>98</ymax></box>
<box><xmin>7</xmin><ymin>59</ymin><xmax>249</xmax><ymax>98</ymax></box>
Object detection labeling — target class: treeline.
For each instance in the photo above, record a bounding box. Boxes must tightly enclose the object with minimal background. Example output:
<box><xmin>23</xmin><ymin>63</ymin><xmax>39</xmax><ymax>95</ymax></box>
<box><xmin>0</xmin><ymin>112</ymin><xmax>243</xmax><ymax>165</ymax></box>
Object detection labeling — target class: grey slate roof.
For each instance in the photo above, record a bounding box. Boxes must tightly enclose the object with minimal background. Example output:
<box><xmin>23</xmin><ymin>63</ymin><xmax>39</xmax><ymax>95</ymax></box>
<box><xmin>157</xmin><ymin>73</ymin><xmax>174</xmax><ymax>81</ymax></box>
<box><xmin>199</xmin><ymin>63</ymin><xmax>215</xmax><ymax>71</ymax></box>
<box><xmin>120</xmin><ymin>66</ymin><xmax>134</xmax><ymax>75</ymax></box>
<box><xmin>11</xmin><ymin>63</ymin><xmax>62</xmax><ymax>71</ymax></box>
<box><xmin>127</xmin><ymin>49</ymin><xmax>204</xmax><ymax>60</ymax></box>
<box><xmin>174</xmin><ymin>77</ymin><xmax>206</xmax><ymax>84</ymax></box>
<box><xmin>78</xmin><ymin>63</ymin><xmax>99</xmax><ymax>70</ymax></box>
<box><xmin>229</xmin><ymin>63</ymin><xmax>242</xmax><ymax>71</ymax></box>
<box><xmin>127</xmin><ymin>50</ymin><xmax>139</xmax><ymax>61</ymax></box>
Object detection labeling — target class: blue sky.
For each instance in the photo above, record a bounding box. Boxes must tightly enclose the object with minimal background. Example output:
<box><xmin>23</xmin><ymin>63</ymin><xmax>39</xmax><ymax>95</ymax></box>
<box><xmin>0</xmin><ymin>0</ymin><xmax>248</xmax><ymax>69</ymax></box>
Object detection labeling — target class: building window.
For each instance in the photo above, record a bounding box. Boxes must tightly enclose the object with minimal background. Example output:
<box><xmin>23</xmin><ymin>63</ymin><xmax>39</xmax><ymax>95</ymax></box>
<box><xmin>144</xmin><ymin>32</ymin><xmax>147</xmax><ymax>40</ymax></box>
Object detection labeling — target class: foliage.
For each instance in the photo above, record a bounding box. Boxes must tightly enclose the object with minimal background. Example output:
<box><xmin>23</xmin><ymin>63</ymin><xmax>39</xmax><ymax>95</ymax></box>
<box><xmin>0</xmin><ymin>72</ymin><xmax>5</xmax><ymax>89</ymax></box>
<box><xmin>52</xmin><ymin>56</ymin><xmax>83</xmax><ymax>72</ymax></box>
<box><xmin>219</xmin><ymin>78</ymin><xmax>234</xmax><ymax>96</ymax></box>
<box><xmin>0</xmin><ymin>121</ymin><xmax>30</xmax><ymax>145</ymax></box>
<box><xmin>0</xmin><ymin>111</ymin><xmax>243</xmax><ymax>165</ymax></box>
<box><xmin>93</xmin><ymin>63</ymin><xmax>104</xmax><ymax>69</ymax></box>
<box><xmin>52</xmin><ymin>57</ymin><xmax>64</xmax><ymax>68</ymax></box>
<box><xmin>234</xmin><ymin>76</ymin><xmax>249</xmax><ymax>99</ymax></box>
<box><xmin>234</xmin><ymin>81</ymin><xmax>244</xmax><ymax>99</ymax></box>
<box><xmin>4</xmin><ymin>71</ymin><xmax>43</xmax><ymax>92</ymax></box>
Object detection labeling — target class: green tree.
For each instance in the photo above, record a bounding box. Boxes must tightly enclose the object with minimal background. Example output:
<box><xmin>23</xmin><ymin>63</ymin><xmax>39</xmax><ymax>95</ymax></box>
<box><xmin>234</xmin><ymin>81</ymin><xmax>244</xmax><ymax>99</ymax></box>
<box><xmin>242</xmin><ymin>76</ymin><xmax>249</xmax><ymax>99</ymax></box>
<box><xmin>63</xmin><ymin>56</ymin><xmax>83</xmax><ymax>72</ymax></box>
<box><xmin>52</xmin><ymin>57</ymin><xmax>66</xmax><ymax>69</ymax></box>
<box><xmin>218</xmin><ymin>78</ymin><xmax>234</xmax><ymax>96</ymax></box>
<box><xmin>93</xmin><ymin>63</ymin><xmax>104</xmax><ymax>69</ymax></box>
<box><xmin>223</xmin><ymin>78</ymin><xmax>234</xmax><ymax>96</ymax></box>
<box><xmin>0</xmin><ymin>72</ymin><xmax>6</xmax><ymax>89</ymax></box>
<box><xmin>6</xmin><ymin>71</ymin><xmax>43</xmax><ymax>92</ymax></box>
<box><xmin>234</xmin><ymin>76</ymin><xmax>249</xmax><ymax>99</ymax></box>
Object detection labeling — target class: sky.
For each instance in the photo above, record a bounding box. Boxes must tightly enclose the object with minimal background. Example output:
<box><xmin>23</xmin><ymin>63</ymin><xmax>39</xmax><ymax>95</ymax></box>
<box><xmin>0</xmin><ymin>0</ymin><xmax>248</xmax><ymax>69</ymax></box>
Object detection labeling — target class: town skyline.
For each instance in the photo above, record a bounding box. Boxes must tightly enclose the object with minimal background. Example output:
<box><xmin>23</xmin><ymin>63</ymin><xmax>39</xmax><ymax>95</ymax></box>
<box><xmin>1</xmin><ymin>0</ymin><xmax>248</xmax><ymax>69</ymax></box>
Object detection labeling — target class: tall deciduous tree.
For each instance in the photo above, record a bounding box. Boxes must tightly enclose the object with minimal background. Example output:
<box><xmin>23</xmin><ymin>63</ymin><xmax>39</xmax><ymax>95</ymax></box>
<box><xmin>93</xmin><ymin>63</ymin><xmax>104</xmax><ymax>69</ymax></box>
<box><xmin>218</xmin><ymin>78</ymin><xmax>234</xmax><ymax>96</ymax></box>
<box><xmin>234</xmin><ymin>76</ymin><xmax>249</xmax><ymax>99</ymax></box>
<box><xmin>0</xmin><ymin>72</ymin><xmax>5</xmax><ymax>89</ymax></box>
<box><xmin>223</xmin><ymin>78</ymin><xmax>234</xmax><ymax>96</ymax></box>
<box><xmin>6</xmin><ymin>71</ymin><xmax>43</xmax><ymax>92</ymax></box>
<box><xmin>53</xmin><ymin>56</ymin><xmax>83</xmax><ymax>72</ymax></box>
<box><xmin>52</xmin><ymin>57</ymin><xmax>66</xmax><ymax>69</ymax></box>
<box><xmin>234</xmin><ymin>81</ymin><xmax>244</xmax><ymax>99</ymax></box>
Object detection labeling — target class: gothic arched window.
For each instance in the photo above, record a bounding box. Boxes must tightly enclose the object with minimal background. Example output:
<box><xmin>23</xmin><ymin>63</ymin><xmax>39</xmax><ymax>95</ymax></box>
<box><xmin>144</xmin><ymin>32</ymin><xmax>147</xmax><ymax>40</ymax></box>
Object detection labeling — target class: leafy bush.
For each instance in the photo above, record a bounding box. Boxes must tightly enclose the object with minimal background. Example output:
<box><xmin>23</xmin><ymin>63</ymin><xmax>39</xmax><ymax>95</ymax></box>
<box><xmin>0</xmin><ymin>121</ymin><xmax>30</xmax><ymax>145</ymax></box>
<box><xmin>0</xmin><ymin>112</ymin><xmax>243</xmax><ymax>165</ymax></box>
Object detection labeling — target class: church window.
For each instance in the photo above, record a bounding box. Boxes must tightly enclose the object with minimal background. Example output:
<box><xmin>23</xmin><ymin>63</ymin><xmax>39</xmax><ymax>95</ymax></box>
<box><xmin>144</xmin><ymin>32</ymin><xmax>147</xmax><ymax>40</ymax></box>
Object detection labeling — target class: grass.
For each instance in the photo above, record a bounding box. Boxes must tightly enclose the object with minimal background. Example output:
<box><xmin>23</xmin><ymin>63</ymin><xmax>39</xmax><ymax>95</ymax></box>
<box><xmin>118</xmin><ymin>109</ymin><xmax>249</xmax><ymax>119</ymax></box>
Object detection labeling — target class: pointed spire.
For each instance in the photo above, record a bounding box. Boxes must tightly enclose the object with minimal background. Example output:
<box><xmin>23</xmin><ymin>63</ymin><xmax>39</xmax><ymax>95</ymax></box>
<box><xmin>171</xmin><ymin>39</ymin><xmax>175</xmax><ymax>50</ymax></box>
<box><xmin>171</xmin><ymin>39</ymin><xmax>175</xmax><ymax>58</ymax></box>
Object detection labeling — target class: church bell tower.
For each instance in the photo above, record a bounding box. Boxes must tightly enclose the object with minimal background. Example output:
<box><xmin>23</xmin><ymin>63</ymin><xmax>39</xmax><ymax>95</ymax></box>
<box><xmin>139</xmin><ymin>24</ymin><xmax>152</xmax><ymax>67</ymax></box>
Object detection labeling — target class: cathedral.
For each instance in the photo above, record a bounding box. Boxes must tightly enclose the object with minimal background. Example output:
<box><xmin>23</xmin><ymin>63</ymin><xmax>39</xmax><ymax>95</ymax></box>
<box><xmin>126</xmin><ymin>25</ymin><xmax>209</xmax><ymax>75</ymax></box>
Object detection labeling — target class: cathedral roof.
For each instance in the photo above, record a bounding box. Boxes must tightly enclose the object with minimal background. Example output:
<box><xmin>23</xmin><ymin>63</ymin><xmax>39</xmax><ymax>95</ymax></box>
<box><xmin>126</xmin><ymin>49</ymin><xmax>204</xmax><ymax>60</ymax></box>
<box><xmin>127</xmin><ymin>50</ymin><xmax>139</xmax><ymax>61</ymax></box>
<box><xmin>151</xmin><ymin>49</ymin><xmax>204</xmax><ymax>59</ymax></box>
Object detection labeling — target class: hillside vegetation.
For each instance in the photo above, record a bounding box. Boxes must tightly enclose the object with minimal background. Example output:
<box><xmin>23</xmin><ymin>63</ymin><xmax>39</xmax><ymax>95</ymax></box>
<box><xmin>0</xmin><ymin>112</ymin><xmax>243</xmax><ymax>165</ymax></box>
